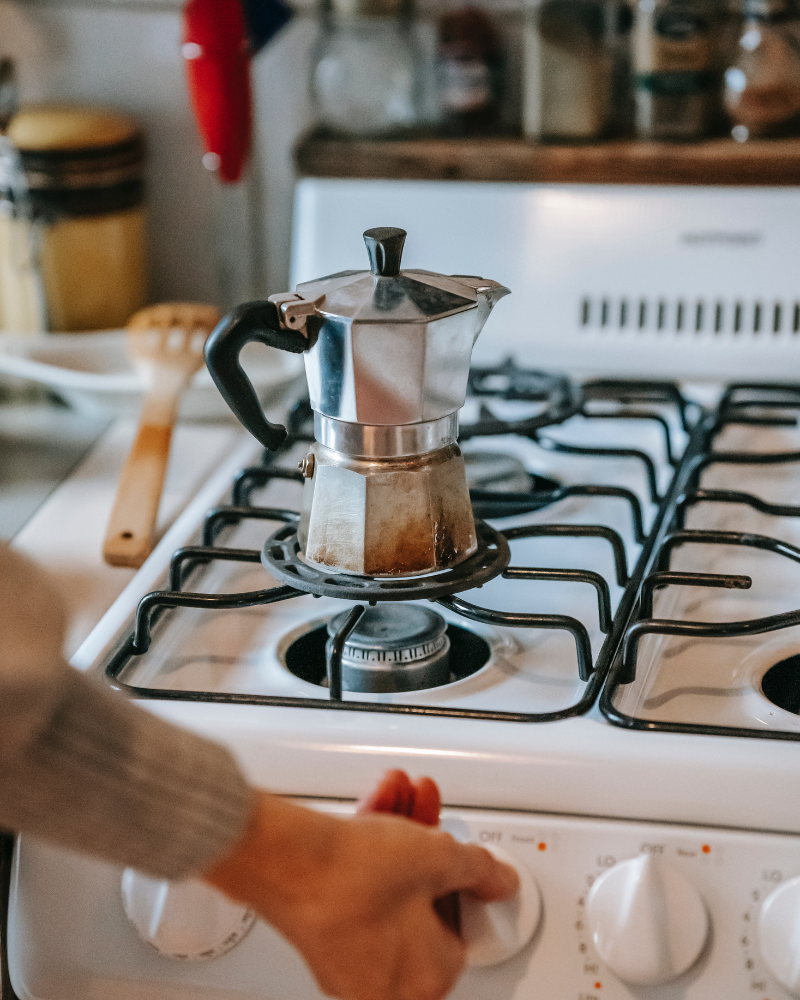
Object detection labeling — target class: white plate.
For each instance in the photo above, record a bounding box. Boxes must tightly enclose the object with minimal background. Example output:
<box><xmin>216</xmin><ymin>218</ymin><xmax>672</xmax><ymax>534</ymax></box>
<box><xmin>0</xmin><ymin>330</ymin><xmax>304</xmax><ymax>420</ymax></box>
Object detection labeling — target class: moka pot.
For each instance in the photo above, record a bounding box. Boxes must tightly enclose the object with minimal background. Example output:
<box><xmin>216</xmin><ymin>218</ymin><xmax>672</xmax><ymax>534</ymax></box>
<box><xmin>205</xmin><ymin>227</ymin><xmax>510</xmax><ymax>578</ymax></box>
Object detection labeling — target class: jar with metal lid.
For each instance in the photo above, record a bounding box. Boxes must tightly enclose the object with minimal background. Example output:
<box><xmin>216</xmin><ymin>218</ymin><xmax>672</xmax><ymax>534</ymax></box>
<box><xmin>6</xmin><ymin>104</ymin><xmax>147</xmax><ymax>331</ymax></box>
<box><xmin>632</xmin><ymin>0</ymin><xmax>725</xmax><ymax>139</ymax></box>
<box><xmin>311</xmin><ymin>0</ymin><xmax>431</xmax><ymax>136</ymax></box>
<box><xmin>724</xmin><ymin>0</ymin><xmax>800</xmax><ymax>138</ymax></box>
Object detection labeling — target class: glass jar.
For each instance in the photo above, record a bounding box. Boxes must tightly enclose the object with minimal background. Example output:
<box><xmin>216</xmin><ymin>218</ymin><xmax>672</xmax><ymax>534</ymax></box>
<box><xmin>435</xmin><ymin>7</ymin><xmax>504</xmax><ymax>135</ymax></box>
<box><xmin>523</xmin><ymin>0</ymin><xmax>616</xmax><ymax>140</ymax></box>
<box><xmin>311</xmin><ymin>0</ymin><xmax>428</xmax><ymax>136</ymax></box>
<box><xmin>724</xmin><ymin>0</ymin><xmax>800</xmax><ymax>138</ymax></box>
<box><xmin>7</xmin><ymin>104</ymin><xmax>147</xmax><ymax>332</ymax></box>
<box><xmin>632</xmin><ymin>0</ymin><xmax>723</xmax><ymax>139</ymax></box>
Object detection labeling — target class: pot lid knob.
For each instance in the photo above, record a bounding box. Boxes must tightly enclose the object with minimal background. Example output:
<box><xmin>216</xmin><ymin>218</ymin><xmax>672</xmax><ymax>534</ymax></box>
<box><xmin>363</xmin><ymin>227</ymin><xmax>406</xmax><ymax>277</ymax></box>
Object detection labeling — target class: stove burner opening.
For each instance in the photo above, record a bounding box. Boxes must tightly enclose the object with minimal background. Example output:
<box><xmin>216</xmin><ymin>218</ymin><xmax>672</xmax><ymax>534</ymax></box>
<box><xmin>284</xmin><ymin>608</ymin><xmax>491</xmax><ymax>693</ymax></box>
<box><xmin>761</xmin><ymin>655</ymin><xmax>800</xmax><ymax>716</ymax></box>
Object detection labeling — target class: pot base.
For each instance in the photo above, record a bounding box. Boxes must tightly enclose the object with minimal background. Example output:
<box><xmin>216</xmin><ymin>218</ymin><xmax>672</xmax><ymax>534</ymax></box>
<box><xmin>300</xmin><ymin>443</ymin><xmax>478</xmax><ymax>577</ymax></box>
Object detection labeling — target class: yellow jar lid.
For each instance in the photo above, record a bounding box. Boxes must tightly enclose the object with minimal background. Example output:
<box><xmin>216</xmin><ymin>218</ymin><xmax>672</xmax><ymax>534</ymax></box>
<box><xmin>8</xmin><ymin>104</ymin><xmax>140</xmax><ymax>152</ymax></box>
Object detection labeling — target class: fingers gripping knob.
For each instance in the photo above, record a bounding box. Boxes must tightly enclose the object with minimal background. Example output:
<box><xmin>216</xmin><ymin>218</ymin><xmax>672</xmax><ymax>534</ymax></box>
<box><xmin>461</xmin><ymin>846</ymin><xmax>542</xmax><ymax>967</ymax></box>
<box><xmin>121</xmin><ymin>870</ymin><xmax>256</xmax><ymax>961</ymax></box>
<box><xmin>586</xmin><ymin>855</ymin><xmax>709</xmax><ymax>987</ymax></box>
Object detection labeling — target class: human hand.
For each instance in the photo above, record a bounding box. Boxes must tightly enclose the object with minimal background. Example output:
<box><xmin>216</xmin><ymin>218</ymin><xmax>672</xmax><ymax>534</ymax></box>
<box><xmin>357</xmin><ymin>769</ymin><xmax>460</xmax><ymax>934</ymax></box>
<box><xmin>203</xmin><ymin>779</ymin><xmax>518</xmax><ymax>1000</ymax></box>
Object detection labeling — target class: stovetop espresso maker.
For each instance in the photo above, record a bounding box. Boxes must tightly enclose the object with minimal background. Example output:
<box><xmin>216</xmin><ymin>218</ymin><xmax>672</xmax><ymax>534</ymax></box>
<box><xmin>205</xmin><ymin>227</ymin><xmax>509</xmax><ymax>578</ymax></box>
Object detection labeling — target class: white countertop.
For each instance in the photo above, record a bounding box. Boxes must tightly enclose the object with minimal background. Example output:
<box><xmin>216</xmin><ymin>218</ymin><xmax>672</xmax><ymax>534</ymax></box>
<box><xmin>10</xmin><ymin>418</ymin><xmax>247</xmax><ymax>657</ymax></box>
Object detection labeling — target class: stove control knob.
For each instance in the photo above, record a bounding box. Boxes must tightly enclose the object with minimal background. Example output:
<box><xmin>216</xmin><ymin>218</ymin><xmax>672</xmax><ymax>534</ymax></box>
<box><xmin>759</xmin><ymin>876</ymin><xmax>800</xmax><ymax>995</ymax></box>
<box><xmin>121</xmin><ymin>870</ymin><xmax>256</xmax><ymax>960</ymax></box>
<box><xmin>461</xmin><ymin>846</ymin><xmax>542</xmax><ymax>967</ymax></box>
<box><xmin>586</xmin><ymin>855</ymin><xmax>709</xmax><ymax>986</ymax></box>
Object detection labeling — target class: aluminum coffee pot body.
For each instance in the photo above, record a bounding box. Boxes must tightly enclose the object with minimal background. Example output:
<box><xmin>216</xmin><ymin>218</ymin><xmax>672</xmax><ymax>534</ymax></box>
<box><xmin>205</xmin><ymin>227</ymin><xmax>510</xmax><ymax>579</ymax></box>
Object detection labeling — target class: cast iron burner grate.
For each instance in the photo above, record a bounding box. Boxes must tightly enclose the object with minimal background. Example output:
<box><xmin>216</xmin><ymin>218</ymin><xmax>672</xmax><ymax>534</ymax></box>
<box><xmin>601</xmin><ymin>382</ymin><xmax>800</xmax><ymax>741</ymax></box>
<box><xmin>262</xmin><ymin>519</ymin><xmax>510</xmax><ymax>603</ymax></box>
<box><xmin>104</xmin><ymin>367</ymin><xmax>692</xmax><ymax>723</ymax></box>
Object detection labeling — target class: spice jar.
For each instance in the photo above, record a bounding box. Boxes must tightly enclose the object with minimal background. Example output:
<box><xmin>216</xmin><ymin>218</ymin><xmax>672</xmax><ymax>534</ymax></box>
<box><xmin>524</xmin><ymin>0</ymin><xmax>615</xmax><ymax>140</ymax></box>
<box><xmin>436</xmin><ymin>7</ymin><xmax>503</xmax><ymax>135</ymax></box>
<box><xmin>7</xmin><ymin>104</ymin><xmax>147</xmax><ymax>331</ymax></box>
<box><xmin>311</xmin><ymin>0</ymin><xmax>427</xmax><ymax>137</ymax></box>
<box><xmin>632</xmin><ymin>0</ymin><xmax>721</xmax><ymax>139</ymax></box>
<box><xmin>724</xmin><ymin>0</ymin><xmax>800</xmax><ymax>137</ymax></box>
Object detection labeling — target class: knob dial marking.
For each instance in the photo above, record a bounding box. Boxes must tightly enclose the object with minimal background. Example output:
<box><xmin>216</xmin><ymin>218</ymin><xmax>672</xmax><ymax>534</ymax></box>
<box><xmin>586</xmin><ymin>854</ymin><xmax>709</xmax><ymax>986</ymax></box>
<box><xmin>121</xmin><ymin>870</ymin><xmax>256</xmax><ymax>961</ymax></box>
<box><xmin>759</xmin><ymin>875</ymin><xmax>800</xmax><ymax>995</ymax></box>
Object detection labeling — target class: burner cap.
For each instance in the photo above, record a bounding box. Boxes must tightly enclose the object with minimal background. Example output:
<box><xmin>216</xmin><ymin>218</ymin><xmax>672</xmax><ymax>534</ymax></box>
<box><xmin>326</xmin><ymin>606</ymin><xmax>451</xmax><ymax>693</ymax></box>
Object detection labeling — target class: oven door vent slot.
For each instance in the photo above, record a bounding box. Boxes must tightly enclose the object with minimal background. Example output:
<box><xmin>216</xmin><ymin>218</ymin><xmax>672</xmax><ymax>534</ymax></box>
<box><xmin>579</xmin><ymin>296</ymin><xmax>800</xmax><ymax>338</ymax></box>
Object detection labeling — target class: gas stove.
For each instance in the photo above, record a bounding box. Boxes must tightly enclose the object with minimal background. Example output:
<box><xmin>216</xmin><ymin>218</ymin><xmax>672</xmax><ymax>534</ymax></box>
<box><xmin>8</xmin><ymin>365</ymin><xmax>800</xmax><ymax>1000</ymax></box>
<box><xmin>101</xmin><ymin>369</ymin><xmax>684</xmax><ymax>724</ymax></box>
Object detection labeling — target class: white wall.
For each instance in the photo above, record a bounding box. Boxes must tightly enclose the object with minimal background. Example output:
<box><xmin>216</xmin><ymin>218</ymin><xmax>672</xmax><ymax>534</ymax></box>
<box><xmin>0</xmin><ymin>0</ymin><xmax>314</xmax><ymax>309</ymax></box>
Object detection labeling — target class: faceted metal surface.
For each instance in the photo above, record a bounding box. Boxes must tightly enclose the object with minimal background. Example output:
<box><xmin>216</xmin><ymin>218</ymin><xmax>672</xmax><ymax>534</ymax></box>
<box><xmin>299</xmin><ymin>443</ymin><xmax>477</xmax><ymax>577</ymax></box>
<box><xmin>296</xmin><ymin>269</ymin><xmax>510</xmax><ymax>426</ymax></box>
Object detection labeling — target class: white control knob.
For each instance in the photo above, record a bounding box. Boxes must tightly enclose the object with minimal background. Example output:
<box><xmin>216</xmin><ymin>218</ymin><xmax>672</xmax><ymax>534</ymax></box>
<box><xmin>759</xmin><ymin>876</ymin><xmax>800</xmax><ymax>995</ymax></box>
<box><xmin>121</xmin><ymin>870</ymin><xmax>256</xmax><ymax>960</ymax></box>
<box><xmin>461</xmin><ymin>846</ymin><xmax>542</xmax><ymax>967</ymax></box>
<box><xmin>586</xmin><ymin>855</ymin><xmax>709</xmax><ymax>986</ymax></box>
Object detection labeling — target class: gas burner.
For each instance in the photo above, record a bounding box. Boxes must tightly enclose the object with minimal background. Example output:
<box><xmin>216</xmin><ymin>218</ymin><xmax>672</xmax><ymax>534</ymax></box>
<box><xmin>283</xmin><ymin>607</ymin><xmax>491</xmax><ymax>693</ymax></box>
<box><xmin>262</xmin><ymin>519</ymin><xmax>510</xmax><ymax>602</ymax></box>
<box><xmin>464</xmin><ymin>451</ymin><xmax>538</xmax><ymax>494</ymax></box>
<box><xmin>761</xmin><ymin>655</ymin><xmax>800</xmax><ymax>716</ymax></box>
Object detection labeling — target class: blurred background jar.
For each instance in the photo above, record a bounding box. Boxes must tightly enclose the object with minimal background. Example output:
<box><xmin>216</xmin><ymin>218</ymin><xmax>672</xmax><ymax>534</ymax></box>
<box><xmin>5</xmin><ymin>104</ymin><xmax>147</xmax><ymax>333</ymax></box>
<box><xmin>311</xmin><ymin>0</ymin><xmax>434</xmax><ymax>136</ymax></box>
<box><xmin>523</xmin><ymin>0</ymin><xmax>620</xmax><ymax>140</ymax></box>
<box><xmin>724</xmin><ymin>0</ymin><xmax>800</xmax><ymax>138</ymax></box>
<box><xmin>0</xmin><ymin>59</ymin><xmax>44</xmax><ymax>335</ymax></box>
<box><xmin>435</xmin><ymin>6</ymin><xmax>504</xmax><ymax>134</ymax></box>
<box><xmin>632</xmin><ymin>0</ymin><xmax>726</xmax><ymax>139</ymax></box>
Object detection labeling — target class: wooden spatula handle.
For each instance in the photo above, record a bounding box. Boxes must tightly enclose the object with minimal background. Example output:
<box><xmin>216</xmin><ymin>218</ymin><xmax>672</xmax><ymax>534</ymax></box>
<box><xmin>104</xmin><ymin>303</ymin><xmax>220</xmax><ymax>569</ymax></box>
<box><xmin>103</xmin><ymin>415</ymin><xmax>174</xmax><ymax>568</ymax></box>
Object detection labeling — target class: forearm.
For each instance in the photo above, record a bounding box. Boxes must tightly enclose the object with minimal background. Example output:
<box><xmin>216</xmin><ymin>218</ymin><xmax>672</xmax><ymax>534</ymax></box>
<box><xmin>0</xmin><ymin>663</ymin><xmax>253</xmax><ymax>879</ymax></box>
<box><xmin>0</xmin><ymin>543</ymin><xmax>253</xmax><ymax>878</ymax></box>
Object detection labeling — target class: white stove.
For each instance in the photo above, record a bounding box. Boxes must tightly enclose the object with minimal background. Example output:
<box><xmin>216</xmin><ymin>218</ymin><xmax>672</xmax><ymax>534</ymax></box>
<box><xmin>8</xmin><ymin>183</ymin><xmax>800</xmax><ymax>1000</ymax></box>
<box><xmin>6</xmin><ymin>373</ymin><xmax>800</xmax><ymax>1000</ymax></box>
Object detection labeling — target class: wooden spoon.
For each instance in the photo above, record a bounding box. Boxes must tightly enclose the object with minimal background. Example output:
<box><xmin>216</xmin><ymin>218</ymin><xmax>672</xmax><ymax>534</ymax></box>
<box><xmin>103</xmin><ymin>303</ymin><xmax>220</xmax><ymax>568</ymax></box>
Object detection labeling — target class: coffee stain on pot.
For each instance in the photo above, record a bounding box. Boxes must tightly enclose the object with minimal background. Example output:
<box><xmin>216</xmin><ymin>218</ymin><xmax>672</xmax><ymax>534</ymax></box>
<box><xmin>303</xmin><ymin>445</ymin><xmax>477</xmax><ymax>577</ymax></box>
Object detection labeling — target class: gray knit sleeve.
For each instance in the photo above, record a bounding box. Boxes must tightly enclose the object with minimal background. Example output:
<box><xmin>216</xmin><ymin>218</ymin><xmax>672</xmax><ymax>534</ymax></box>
<box><xmin>0</xmin><ymin>544</ymin><xmax>253</xmax><ymax>879</ymax></box>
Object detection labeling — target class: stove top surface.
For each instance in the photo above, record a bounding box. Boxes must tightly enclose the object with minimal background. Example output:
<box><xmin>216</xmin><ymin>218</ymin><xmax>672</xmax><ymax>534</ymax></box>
<box><xmin>53</xmin><ymin>372</ymin><xmax>799</xmax><ymax>833</ymax></box>
<box><xmin>106</xmin><ymin>372</ymin><xmax>687</xmax><ymax>726</ymax></box>
<box><xmin>606</xmin><ymin>389</ymin><xmax>800</xmax><ymax>739</ymax></box>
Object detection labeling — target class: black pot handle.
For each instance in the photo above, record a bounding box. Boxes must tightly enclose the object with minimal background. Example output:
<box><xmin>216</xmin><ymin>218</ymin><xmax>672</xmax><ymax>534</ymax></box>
<box><xmin>205</xmin><ymin>300</ymin><xmax>312</xmax><ymax>450</ymax></box>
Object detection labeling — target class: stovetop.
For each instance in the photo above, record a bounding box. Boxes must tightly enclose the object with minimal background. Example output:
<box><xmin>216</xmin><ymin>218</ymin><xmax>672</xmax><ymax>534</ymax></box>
<box><xmin>88</xmin><ymin>369</ymin><xmax>800</xmax><ymax>748</ymax></box>
<box><xmin>101</xmin><ymin>368</ymin><xmax>691</xmax><ymax>727</ymax></box>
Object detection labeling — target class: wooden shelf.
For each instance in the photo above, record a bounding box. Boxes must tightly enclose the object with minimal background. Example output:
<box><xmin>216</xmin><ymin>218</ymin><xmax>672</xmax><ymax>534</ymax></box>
<box><xmin>295</xmin><ymin>134</ymin><xmax>800</xmax><ymax>186</ymax></box>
